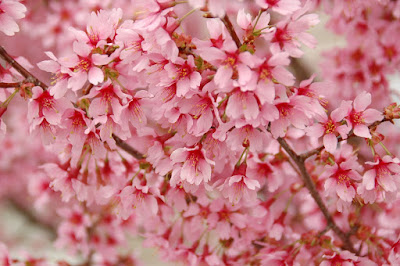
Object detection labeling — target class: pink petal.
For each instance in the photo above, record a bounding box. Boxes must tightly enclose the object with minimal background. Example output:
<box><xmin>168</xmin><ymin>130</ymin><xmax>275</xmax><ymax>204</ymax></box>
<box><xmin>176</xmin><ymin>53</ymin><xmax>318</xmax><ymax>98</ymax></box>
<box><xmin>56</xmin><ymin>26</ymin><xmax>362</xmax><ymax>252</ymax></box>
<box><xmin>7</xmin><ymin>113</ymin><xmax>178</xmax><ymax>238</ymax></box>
<box><xmin>272</xmin><ymin>66</ymin><xmax>295</xmax><ymax>86</ymax></box>
<box><xmin>189</xmin><ymin>71</ymin><xmax>202</xmax><ymax>89</ymax></box>
<box><xmin>323</xmin><ymin>133</ymin><xmax>338</xmax><ymax>153</ymax></box>
<box><xmin>73</xmin><ymin>41</ymin><xmax>91</xmax><ymax>57</ymax></box>
<box><xmin>214</xmin><ymin>66</ymin><xmax>232</xmax><ymax>88</ymax></box>
<box><xmin>363</xmin><ymin>109</ymin><xmax>383</xmax><ymax>123</ymax></box>
<box><xmin>353</xmin><ymin>124</ymin><xmax>371</xmax><ymax>138</ymax></box>
<box><xmin>378</xmin><ymin>175</ymin><xmax>397</xmax><ymax>192</ymax></box>
<box><xmin>170</xmin><ymin>148</ymin><xmax>189</xmax><ymax>163</ymax></box>
<box><xmin>243</xmin><ymin>178</ymin><xmax>260</xmax><ymax>190</ymax></box>
<box><xmin>353</xmin><ymin>92</ymin><xmax>371</xmax><ymax>112</ymax></box>
<box><xmin>228</xmin><ymin>175</ymin><xmax>243</xmax><ymax>186</ymax></box>
<box><xmin>88</xmin><ymin>67</ymin><xmax>104</xmax><ymax>85</ymax></box>
<box><xmin>306</xmin><ymin>124</ymin><xmax>324</xmax><ymax>138</ymax></box>
<box><xmin>363</xmin><ymin>169</ymin><xmax>376</xmax><ymax>190</ymax></box>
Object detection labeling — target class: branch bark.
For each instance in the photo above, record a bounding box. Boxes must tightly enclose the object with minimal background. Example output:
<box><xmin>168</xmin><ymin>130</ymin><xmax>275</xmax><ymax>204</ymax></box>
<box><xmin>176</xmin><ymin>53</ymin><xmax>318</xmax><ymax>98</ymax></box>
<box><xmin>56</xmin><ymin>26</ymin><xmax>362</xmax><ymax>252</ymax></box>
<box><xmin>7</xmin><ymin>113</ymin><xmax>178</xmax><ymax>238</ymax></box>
<box><xmin>0</xmin><ymin>46</ymin><xmax>48</xmax><ymax>89</ymax></box>
<box><xmin>0</xmin><ymin>82</ymin><xmax>21</xmax><ymax>88</ymax></box>
<box><xmin>277</xmin><ymin>137</ymin><xmax>357</xmax><ymax>253</ymax></box>
<box><xmin>215</xmin><ymin>18</ymin><xmax>356</xmax><ymax>250</ymax></box>
<box><xmin>221</xmin><ymin>15</ymin><xmax>242</xmax><ymax>48</ymax></box>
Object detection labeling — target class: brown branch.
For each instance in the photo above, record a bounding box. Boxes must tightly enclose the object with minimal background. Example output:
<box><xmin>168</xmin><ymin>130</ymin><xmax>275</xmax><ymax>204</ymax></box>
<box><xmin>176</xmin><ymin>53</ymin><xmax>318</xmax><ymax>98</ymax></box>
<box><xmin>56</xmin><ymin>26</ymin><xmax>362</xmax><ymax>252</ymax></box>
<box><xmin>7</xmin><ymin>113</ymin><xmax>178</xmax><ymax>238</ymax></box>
<box><xmin>0</xmin><ymin>46</ymin><xmax>48</xmax><ymax>89</ymax></box>
<box><xmin>276</xmin><ymin>137</ymin><xmax>357</xmax><ymax>253</ymax></box>
<box><xmin>0</xmin><ymin>82</ymin><xmax>21</xmax><ymax>88</ymax></box>
<box><xmin>221</xmin><ymin>15</ymin><xmax>242</xmax><ymax>48</ymax></box>
<box><xmin>112</xmin><ymin>134</ymin><xmax>144</xmax><ymax>160</ymax></box>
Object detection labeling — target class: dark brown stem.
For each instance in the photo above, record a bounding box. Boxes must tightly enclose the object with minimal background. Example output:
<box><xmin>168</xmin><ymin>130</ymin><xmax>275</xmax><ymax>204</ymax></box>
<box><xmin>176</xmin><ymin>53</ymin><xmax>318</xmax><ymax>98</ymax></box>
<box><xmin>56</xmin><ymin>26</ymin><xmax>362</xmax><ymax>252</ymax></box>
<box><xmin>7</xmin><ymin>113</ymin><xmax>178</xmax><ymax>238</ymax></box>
<box><xmin>317</xmin><ymin>225</ymin><xmax>332</xmax><ymax>237</ymax></box>
<box><xmin>0</xmin><ymin>82</ymin><xmax>21</xmax><ymax>88</ymax></box>
<box><xmin>112</xmin><ymin>134</ymin><xmax>144</xmax><ymax>160</ymax></box>
<box><xmin>221</xmin><ymin>15</ymin><xmax>242</xmax><ymax>48</ymax></box>
<box><xmin>0</xmin><ymin>46</ymin><xmax>48</xmax><ymax>89</ymax></box>
<box><xmin>277</xmin><ymin>137</ymin><xmax>357</xmax><ymax>253</ymax></box>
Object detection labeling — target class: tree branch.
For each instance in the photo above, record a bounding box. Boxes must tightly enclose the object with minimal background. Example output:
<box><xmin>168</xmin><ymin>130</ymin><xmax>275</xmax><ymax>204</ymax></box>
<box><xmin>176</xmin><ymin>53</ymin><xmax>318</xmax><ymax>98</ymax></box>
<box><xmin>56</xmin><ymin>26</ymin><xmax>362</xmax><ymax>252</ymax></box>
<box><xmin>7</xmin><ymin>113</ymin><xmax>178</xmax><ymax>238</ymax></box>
<box><xmin>112</xmin><ymin>134</ymin><xmax>144</xmax><ymax>160</ymax></box>
<box><xmin>0</xmin><ymin>46</ymin><xmax>48</xmax><ymax>89</ymax></box>
<box><xmin>0</xmin><ymin>82</ymin><xmax>21</xmax><ymax>88</ymax></box>
<box><xmin>276</xmin><ymin>137</ymin><xmax>357</xmax><ymax>253</ymax></box>
<box><xmin>221</xmin><ymin>15</ymin><xmax>242</xmax><ymax>48</ymax></box>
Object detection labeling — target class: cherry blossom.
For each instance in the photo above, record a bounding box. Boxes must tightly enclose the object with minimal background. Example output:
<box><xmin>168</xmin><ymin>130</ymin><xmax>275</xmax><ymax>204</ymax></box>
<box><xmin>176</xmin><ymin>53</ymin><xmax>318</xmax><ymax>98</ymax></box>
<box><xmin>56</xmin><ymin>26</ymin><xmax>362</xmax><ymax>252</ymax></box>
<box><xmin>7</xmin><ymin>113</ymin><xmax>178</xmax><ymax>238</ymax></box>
<box><xmin>2</xmin><ymin>0</ymin><xmax>400</xmax><ymax>264</ymax></box>
<box><xmin>218</xmin><ymin>163</ymin><xmax>260</xmax><ymax>204</ymax></box>
<box><xmin>0</xmin><ymin>0</ymin><xmax>26</xmax><ymax>36</ymax></box>
<box><xmin>343</xmin><ymin>92</ymin><xmax>383</xmax><ymax>138</ymax></box>
<box><xmin>171</xmin><ymin>146</ymin><xmax>215</xmax><ymax>185</ymax></box>
<box><xmin>358</xmin><ymin>155</ymin><xmax>400</xmax><ymax>203</ymax></box>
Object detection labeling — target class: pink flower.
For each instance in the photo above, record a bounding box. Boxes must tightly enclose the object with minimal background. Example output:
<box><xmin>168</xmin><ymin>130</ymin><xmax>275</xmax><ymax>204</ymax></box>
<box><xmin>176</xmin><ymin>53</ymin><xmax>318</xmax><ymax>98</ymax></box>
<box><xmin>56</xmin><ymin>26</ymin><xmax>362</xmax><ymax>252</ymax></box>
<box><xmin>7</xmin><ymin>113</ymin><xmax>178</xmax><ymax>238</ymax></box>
<box><xmin>28</xmin><ymin>86</ymin><xmax>71</xmax><ymax>126</ymax></box>
<box><xmin>42</xmin><ymin>162</ymin><xmax>80</xmax><ymax>202</ymax></box>
<box><xmin>164</xmin><ymin>55</ymin><xmax>201</xmax><ymax>98</ymax></box>
<box><xmin>66</xmin><ymin>51</ymin><xmax>110</xmax><ymax>91</ymax></box>
<box><xmin>184</xmin><ymin>95</ymin><xmax>214</xmax><ymax>136</ymax></box>
<box><xmin>71</xmin><ymin>8</ymin><xmax>123</xmax><ymax>48</ymax></box>
<box><xmin>241</xmin><ymin>52</ymin><xmax>294</xmax><ymax>105</ymax></box>
<box><xmin>114</xmin><ymin>184</ymin><xmax>159</xmax><ymax>220</ymax></box>
<box><xmin>59</xmin><ymin>109</ymin><xmax>90</xmax><ymax>166</ymax></box>
<box><xmin>226</xmin><ymin>90</ymin><xmax>260</xmax><ymax>122</ymax></box>
<box><xmin>118</xmin><ymin>90</ymin><xmax>151</xmax><ymax>130</ymax></box>
<box><xmin>320</xmin><ymin>251</ymin><xmax>359</xmax><ymax>266</ymax></box>
<box><xmin>264</xmin><ymin>2</ymin><xmax>319</xmax><ymax>57</ymax></box>
<box><xmin>344</xmin><ymin>92</ymin><xmax>383</xmax><ymax>138</ymax></box>
<box><xmin>270</xmin><ymin>94</ymin><xmax>316</xmax><ymax>138</ymax></box>
<box><xmin>37</xmin><ymin>52</ymin><xmax>71</xmax><ymax>99</ymax></box>
<box><xmin>86</xmin><ymin>82</ymin><xmax>128</xmax><ymax>119</ymax></box>
<box><xmin>171</xmin><ymin>146</ymin><xmax>215</xmax><ymax>185</ymax></box>
<box><xmin>0</xmin><ymin>0</ymin><xmax>26</xmax><ymax>36</ymax></box>
<box><xmin>306</xmin><ymin>101</ymin><xmax>352</xmax><ymax>153</ymax></box>
<box><xmin>358</xmin><ymin>155</ymin><xmax>400</xmax><ymax>203</ymax></box>
<box><xmin>218</xmin><ymin>164</ymin><xmax>260</xmax><ymax>204</ymax></box>
<box><xmin>226</xmin><ymin>125</ymin><xmax>269</xmax><ymax>153</ymax></box>
<box><xmin>322</xmin><ymin>145</ymin><xmax>363</xmax><ymax>204</ymax></box>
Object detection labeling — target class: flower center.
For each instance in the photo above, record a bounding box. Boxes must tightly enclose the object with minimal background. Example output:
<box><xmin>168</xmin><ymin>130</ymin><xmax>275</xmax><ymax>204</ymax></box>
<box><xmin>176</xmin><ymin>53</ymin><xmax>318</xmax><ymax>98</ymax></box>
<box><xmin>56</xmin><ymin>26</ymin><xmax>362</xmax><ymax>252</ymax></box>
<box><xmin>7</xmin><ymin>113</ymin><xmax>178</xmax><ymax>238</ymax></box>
<box><xmin>276</xmin><ymin>103</ymin><xmax>293</xmax><ymax>117</ymax></box>
<box><xmin>75</xmin><ymin>58</ymin><xmax>91</xmax><ymax>72</ymax></box>
<box><xmin>349</xmin><ymin>111</ymin><xmax>364</xmax><ymax>125</ymax></box>
<box><xmin>324</xmin><ymin>119</ymin><xmax>337</xmax><ymax>134</ymax></box>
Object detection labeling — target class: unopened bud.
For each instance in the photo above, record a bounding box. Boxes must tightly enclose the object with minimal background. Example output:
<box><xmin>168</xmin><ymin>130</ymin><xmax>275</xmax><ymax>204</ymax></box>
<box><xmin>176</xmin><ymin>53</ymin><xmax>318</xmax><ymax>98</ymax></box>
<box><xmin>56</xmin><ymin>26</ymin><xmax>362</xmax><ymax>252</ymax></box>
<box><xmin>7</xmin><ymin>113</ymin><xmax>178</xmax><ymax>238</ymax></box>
<box><xmin>384</xmin><ymin>103</ymin><xmax>400</xmax><ymax>120</ymax></box>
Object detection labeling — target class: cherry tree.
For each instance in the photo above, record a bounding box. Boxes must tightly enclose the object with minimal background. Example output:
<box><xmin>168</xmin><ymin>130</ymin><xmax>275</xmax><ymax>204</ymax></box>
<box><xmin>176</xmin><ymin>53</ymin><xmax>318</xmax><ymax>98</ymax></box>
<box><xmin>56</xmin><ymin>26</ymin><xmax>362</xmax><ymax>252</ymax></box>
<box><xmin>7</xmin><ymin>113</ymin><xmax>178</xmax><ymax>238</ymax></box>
<box><xmin>1</xmin><ymin>0</ymin><xmax>400</xmax><ymax>265</ymax></box>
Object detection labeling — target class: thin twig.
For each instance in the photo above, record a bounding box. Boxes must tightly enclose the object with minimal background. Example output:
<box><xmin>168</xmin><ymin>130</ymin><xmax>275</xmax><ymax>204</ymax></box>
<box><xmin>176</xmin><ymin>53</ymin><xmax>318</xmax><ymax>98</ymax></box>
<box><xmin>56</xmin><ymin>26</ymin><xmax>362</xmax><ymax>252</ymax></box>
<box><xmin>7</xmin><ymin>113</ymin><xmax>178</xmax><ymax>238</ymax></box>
<box><xmin>0</xmin><ymin>82</ymin><xmax>21</xmax><ymax>88</ymax></box>
<box><xmin>112</xmin><ymin>134</ymin><xmax>144</xmax><ymax>160</ymax></box>
<box><xmin>276</xmin><ymin>137</ymin><xmax>357</xmax><ymax>253</ymax></box>
<box><xmin>0</xmin><ymin>46</ymin><xmax>48</xmax><ymax>89</ymax></box>
<box><xmin>317</xmin><ymin>225</ymin><xmax>332</xmax><ymax>238</ymax></box>
<box><xmin>221</xmin><ymin>15</ymin><xmax>242</xmax><ymax>48</ymax></box>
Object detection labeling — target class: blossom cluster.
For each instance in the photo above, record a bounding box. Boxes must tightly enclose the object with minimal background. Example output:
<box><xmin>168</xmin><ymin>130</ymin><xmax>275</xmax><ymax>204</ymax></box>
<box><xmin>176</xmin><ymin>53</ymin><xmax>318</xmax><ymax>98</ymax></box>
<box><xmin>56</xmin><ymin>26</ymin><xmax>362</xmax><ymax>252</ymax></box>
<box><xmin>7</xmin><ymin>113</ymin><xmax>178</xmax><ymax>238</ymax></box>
<box><xmin>1</xmin><ymin>0</ymin><xmax>400</xmax><ymax>265</ymax></box>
